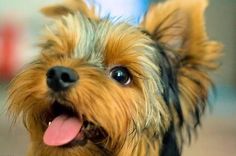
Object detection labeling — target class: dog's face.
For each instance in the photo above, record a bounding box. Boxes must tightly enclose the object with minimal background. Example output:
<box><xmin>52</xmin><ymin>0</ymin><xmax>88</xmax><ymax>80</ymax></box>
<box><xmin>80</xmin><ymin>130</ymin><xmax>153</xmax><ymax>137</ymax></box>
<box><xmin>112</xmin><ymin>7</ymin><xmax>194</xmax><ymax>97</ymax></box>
<box><xmin>9</xmin><ymin>14</ymin><xmax>169</xmax><ymax>155</ymax></box>
<box><xmin>8</xmin><ymin>0</ymin><xmax>222</xmax><ymax>156</ymax></box>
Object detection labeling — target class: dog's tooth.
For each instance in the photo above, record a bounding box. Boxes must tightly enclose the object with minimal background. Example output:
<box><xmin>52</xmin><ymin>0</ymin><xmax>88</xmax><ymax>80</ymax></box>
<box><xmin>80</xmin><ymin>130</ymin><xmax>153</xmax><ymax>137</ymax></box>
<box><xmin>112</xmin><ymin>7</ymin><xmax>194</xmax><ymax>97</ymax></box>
<box><xmin>48</xmin><ymin>121</ymin><xmax>52</xmax><ymax>126</ymax></box>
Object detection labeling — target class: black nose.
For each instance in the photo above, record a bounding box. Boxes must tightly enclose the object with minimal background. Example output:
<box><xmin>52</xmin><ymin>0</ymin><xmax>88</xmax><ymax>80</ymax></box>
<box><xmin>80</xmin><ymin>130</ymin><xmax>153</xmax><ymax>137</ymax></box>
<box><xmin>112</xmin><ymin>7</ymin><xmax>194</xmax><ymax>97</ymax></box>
<box><xmin>46</xmin><ymin>66</ymin><xmax>78</xmax><ymax>91</ymax></box>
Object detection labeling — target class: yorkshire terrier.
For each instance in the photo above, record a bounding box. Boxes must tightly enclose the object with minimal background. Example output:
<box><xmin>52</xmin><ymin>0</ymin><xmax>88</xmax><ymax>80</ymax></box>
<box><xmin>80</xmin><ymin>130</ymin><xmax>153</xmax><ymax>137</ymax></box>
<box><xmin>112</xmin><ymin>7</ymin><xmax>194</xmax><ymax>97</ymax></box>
<box><xmin>8</xmin><ymin>0</ymin><xmax>222</xmax><ymax>155</ymax></box>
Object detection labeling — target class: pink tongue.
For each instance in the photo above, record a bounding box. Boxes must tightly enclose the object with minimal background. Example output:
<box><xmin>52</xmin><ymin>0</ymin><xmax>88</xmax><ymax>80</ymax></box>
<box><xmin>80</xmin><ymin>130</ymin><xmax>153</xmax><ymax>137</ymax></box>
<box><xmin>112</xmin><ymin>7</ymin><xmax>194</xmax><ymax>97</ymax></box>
<box><xmin>43</xmin><ymin>115</ymin><xmax>82</xmax><ymax>146</ymax></box>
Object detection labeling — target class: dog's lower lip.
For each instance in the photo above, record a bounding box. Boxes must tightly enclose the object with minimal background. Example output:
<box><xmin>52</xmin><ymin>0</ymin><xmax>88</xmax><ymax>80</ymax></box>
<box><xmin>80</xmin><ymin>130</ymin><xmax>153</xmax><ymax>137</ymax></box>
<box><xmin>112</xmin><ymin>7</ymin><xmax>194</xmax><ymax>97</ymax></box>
<box><xmin>43</xmin><ymin>114</ymin><xmax>84</xmax><ymax>146</ymax></box>
<box><xmin>42</xmin><ymin>100</ymin><xmax>108</xmax><ymax>147</ymax></box>
<box><xmin>45</xmin><ymin>117</ymin><xmax>105</xmax><ymax>147</ymax></box>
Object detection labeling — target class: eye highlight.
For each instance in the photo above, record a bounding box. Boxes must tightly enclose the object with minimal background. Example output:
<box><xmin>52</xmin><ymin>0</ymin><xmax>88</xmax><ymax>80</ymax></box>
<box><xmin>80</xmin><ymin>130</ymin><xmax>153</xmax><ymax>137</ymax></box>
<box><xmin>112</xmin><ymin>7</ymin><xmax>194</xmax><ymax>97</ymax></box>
<box><xmin>109</xmin><ymin>66</ymin><xmax>132</xmax><ymax>85</ymax></box>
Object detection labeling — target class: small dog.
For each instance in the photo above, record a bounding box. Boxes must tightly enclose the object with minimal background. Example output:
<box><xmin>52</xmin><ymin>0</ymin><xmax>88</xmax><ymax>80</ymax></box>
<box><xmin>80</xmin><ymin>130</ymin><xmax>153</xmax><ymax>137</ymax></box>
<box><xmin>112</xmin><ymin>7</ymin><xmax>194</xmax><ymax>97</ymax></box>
<box><xmin>8</xmin><ymin>0</ymin><xmax>222</xmax><ymax>155</ymax></box>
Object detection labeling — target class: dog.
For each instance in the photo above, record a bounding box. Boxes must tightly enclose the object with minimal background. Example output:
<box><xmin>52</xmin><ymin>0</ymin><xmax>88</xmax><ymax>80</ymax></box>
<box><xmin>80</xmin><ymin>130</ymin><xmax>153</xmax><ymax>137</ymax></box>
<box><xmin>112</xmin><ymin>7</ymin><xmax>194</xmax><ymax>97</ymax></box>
<box><xmin>7</xmin><ymin>0</ymin><xmax>222</xmax><ymax>155</ymax></box>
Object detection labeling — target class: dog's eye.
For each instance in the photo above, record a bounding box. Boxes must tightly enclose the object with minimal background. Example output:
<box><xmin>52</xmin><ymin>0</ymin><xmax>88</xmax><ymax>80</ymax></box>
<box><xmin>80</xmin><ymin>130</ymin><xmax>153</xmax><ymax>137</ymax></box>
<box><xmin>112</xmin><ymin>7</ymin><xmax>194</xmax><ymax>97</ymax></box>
<box><xmin>110</xmin><ymin>67</ymin><xmax>131</xmax><ymax>85</ymax></box>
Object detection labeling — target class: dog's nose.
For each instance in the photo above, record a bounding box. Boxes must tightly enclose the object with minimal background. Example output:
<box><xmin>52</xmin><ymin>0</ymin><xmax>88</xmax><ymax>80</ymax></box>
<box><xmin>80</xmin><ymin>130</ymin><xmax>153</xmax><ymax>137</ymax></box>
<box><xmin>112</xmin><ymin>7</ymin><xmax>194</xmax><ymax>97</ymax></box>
<box><xmin>46</xmin><ymin>66</ymin><xmax>78</xmax><ymax>91</ymax></box>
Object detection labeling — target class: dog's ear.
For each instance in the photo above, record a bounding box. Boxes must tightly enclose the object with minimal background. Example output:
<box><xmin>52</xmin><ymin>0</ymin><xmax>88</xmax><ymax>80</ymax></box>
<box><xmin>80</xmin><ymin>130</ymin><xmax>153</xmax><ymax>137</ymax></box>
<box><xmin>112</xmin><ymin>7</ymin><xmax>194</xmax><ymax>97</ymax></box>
<box><xmin>141</xmin><ymin>0</ymin><xmax>222</xmax><ymax>135</ymax></box>
<box><xmin>40</xmin><ymin>0</ymin><xmax>97</xmax><ymax>19</ymax></box>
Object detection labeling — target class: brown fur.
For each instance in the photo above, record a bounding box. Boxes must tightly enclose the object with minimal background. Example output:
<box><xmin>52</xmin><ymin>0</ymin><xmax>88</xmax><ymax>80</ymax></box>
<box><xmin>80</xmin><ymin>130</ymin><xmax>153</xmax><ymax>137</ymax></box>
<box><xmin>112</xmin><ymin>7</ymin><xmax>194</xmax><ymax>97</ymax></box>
<box><xmin>8</xmin><ymin>0</ymin><xmax>222</xmax><ymax>155</ymax></box>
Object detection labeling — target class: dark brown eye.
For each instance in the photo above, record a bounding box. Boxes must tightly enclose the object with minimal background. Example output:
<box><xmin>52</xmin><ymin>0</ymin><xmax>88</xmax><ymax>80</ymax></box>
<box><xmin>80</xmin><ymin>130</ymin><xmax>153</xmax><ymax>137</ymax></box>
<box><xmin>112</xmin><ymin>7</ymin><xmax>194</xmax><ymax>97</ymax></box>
<box><xmin>110</xmin><ymin>67</ymin><xmax>131</xmax><ymax>85</ymax></box>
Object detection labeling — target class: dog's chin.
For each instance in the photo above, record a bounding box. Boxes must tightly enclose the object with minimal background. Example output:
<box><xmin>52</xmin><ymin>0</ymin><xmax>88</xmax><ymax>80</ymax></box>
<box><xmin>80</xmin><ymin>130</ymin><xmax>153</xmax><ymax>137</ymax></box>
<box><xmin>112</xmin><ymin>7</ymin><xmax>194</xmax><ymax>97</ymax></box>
<box><xmin>39</xmin><ymin>100</ymin><xmax>108</xmax><ymax>149</ymax></box>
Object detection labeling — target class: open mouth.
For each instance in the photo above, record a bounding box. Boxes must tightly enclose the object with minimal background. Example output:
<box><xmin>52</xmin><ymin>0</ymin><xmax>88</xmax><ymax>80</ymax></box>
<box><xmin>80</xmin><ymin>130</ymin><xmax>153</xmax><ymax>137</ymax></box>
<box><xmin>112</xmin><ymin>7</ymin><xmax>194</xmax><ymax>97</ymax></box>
<box><xmin>41</xmin><ymin>100</ymin><xmax>107</xmax><ymax>147</ymax></box>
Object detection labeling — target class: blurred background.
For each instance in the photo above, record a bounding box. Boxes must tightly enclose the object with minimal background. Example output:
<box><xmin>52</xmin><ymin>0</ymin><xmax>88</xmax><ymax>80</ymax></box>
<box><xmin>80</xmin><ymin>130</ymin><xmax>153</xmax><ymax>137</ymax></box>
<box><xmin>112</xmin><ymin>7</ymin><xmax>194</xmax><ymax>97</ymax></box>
<box><xmin>0</xmin><ymin>0</ymin><xmax>235</xmax><ymax>155</ymax></box>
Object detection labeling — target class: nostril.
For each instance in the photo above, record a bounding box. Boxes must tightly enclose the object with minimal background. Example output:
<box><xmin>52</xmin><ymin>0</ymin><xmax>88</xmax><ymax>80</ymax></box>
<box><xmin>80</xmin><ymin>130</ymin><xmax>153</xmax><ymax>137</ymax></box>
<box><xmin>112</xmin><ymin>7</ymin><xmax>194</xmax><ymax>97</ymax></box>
<box><xmin>47</xmin><ymin>69</ymin><xmax>55</xmax><ymax>79</ymax></box>
<box><xmin>61</xmin><ymin>72</ymin><xmax>71</xmax><ymax>83</ymax></box>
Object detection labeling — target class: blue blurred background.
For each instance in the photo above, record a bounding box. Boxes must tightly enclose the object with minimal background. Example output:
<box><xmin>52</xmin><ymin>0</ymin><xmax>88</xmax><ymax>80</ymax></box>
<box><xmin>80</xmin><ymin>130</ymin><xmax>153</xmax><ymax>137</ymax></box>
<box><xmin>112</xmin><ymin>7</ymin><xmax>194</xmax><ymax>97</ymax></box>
<box><xmin>0</xmin><ymin>0</ymin><xmax>235</xmax><ymax>155</ymax></box>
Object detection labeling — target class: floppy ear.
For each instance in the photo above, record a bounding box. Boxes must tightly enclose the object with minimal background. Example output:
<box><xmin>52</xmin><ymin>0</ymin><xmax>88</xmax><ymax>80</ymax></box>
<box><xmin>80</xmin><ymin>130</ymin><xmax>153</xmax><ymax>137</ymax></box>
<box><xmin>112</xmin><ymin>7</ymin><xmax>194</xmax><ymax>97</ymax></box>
<box><xmin>40</xmin><ymin>0</ymin><xmax>98</xmax><ymax>19</ymax></box>
<box><xmin>141</xmin><ymin>0</ymin><xmax>222</xmax><ymax>137</ymax></box>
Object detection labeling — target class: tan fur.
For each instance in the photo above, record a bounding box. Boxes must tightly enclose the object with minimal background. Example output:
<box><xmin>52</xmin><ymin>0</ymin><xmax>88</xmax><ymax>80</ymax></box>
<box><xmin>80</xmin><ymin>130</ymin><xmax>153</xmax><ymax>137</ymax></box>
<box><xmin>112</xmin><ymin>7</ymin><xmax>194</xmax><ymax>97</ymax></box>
<box><xmin>8</xmin><ymin>0</ymin><xmax>222</xmax><ymax>155</ymax></box>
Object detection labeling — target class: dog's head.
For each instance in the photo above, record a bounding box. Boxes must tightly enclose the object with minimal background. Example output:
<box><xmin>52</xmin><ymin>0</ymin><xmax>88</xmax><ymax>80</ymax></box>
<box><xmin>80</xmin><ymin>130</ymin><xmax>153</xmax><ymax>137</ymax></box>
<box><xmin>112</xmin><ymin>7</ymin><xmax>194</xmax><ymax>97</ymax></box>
<box><xmin>8</xmin><ymin>0</ymin><xmax>221</xmax><ymax>155</ymax></box>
